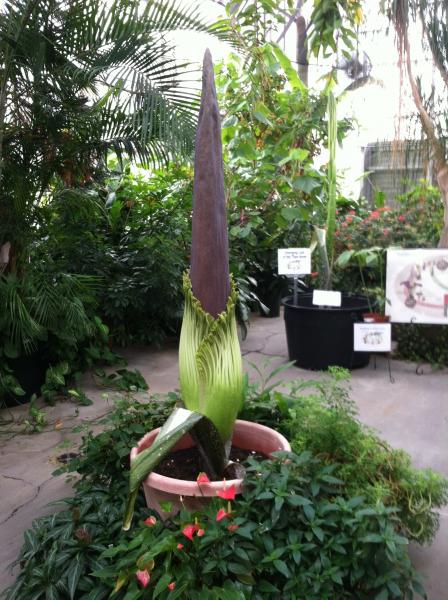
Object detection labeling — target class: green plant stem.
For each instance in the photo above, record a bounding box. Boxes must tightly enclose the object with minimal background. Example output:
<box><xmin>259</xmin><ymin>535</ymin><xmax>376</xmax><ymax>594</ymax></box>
<box><xmin>357</xmin><ymin>256</ymin><xmax>372</xmax><ymax>313</ymax></box>
<box><xmin>326</xmin><ymin>91</ymin><xmax>337</xmax><ymax>284</ymax></box>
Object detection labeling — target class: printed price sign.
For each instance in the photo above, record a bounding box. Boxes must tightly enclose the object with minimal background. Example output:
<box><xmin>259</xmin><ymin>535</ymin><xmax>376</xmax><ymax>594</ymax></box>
<box><xmin>312</xmin><ymin>290</ymin><xmax>342</xmax><ymax>307</ymax></box>
<box><xmin>354</xmin><ymin>323</ymin><xmax>392</xmax><ymax>352</ymax></box>
<box><xmin>278</xmin><ymin>248</ymin><xmax>311</xmax><ymax>276</ymax></box>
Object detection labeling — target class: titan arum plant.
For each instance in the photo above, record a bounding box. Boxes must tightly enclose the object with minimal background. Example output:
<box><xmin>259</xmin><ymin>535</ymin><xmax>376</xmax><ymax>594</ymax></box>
<box><xmin>124</xmin><ymin>50</ymin><xmax>243</xmax><ymax>530</ymax></box>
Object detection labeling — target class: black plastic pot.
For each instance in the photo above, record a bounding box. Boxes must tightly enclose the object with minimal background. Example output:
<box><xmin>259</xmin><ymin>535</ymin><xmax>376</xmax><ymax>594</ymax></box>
<box><xmin>259</xmin><ymin>289</ymin><xmax>282</xmax><ymax>318</ymax></box>
<box><xmin>4</xmin><ymin>350</ymin><xmax>49</xmax><ymax>406</ymax></box>
<box><xmin>282</xmin><ymin>292</ymin><xmax>372</xmax><ymax>370</ymax></box>
<box><xmin>257</xmin><ymin>272</ymin><xmax>289</xmax><ymax>319</ymax></box>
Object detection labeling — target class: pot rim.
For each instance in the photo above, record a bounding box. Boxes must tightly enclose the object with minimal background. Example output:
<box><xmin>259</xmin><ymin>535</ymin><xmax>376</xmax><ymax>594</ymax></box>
<box><xmin>282</xmin><ymin>292</ymin><xmax>373</xmax><ymax>313</ymax></box>
<box><xmin>131</xmin><ymin>419</ymin><xmax>291</xmax><ymax>497</ymax></box>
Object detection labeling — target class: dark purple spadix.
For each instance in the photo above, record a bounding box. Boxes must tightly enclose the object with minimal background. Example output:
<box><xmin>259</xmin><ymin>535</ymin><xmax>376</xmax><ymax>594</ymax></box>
<box><xmin>190</xmin><ymin>49</ymin><xmax>230</xmax><ymax>318</ymax></box>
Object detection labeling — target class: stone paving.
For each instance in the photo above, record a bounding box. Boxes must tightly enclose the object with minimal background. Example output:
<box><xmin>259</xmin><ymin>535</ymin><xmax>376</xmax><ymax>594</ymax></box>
<box><xmin>1</xmin><ymin>312</ymin><xmax>447</xmax><ymax>598</ymax></box>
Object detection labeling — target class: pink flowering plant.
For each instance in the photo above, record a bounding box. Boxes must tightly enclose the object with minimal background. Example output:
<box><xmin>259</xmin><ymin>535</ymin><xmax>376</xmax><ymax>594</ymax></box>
<box><xmin>333</xmin><ymin>182</ymin><xmax>443</xmax><ymax>295</ymax></box>
<box><xmin>93</xmin><ymin>453</ymin><xmax>425</xmax><ymax>598</ymax></box>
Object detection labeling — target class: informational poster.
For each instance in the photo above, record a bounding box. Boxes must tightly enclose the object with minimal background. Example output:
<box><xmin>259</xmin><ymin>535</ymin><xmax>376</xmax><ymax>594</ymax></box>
<box><xmin>312</xmin><ymin>290</ymin><xmax>342</xmax><ymax>307</ymax></box>
<box><xmin>278</xmin><ymin>248</ymin><xmax>311</xmax><ymax>276</ymax></box>
<box><xmin>385</xmin><ymin>249</ymin><xmax>448</xmax><ymax>324</ymax></box>
<box><xmin>354</xmin><ymin>323</ymin><xmax>392</xmax><ymax>352</ymax></box>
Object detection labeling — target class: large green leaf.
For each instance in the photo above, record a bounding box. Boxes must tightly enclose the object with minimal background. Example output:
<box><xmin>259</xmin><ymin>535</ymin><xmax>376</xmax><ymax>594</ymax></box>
<box><xmin>123</xmin><ymin>408</ymin><xmax>224</xmax><ymax>530</ymax></box>
<box><xmin>67</xmin><ymin>553</ymin><xmax>85</xmax><ymax>600</ymax></box>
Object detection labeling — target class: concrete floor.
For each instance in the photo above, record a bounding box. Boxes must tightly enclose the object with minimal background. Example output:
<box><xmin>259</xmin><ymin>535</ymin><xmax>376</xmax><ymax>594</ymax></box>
<box><xmin>0</xmin><ymin>311</ymin><xmax>447</xmax><ymax>598</ymax></box>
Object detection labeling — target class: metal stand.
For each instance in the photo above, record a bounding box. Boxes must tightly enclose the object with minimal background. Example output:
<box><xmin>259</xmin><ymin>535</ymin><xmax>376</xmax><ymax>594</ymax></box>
<box><xmin>372</xmin><ymin>353</ymin><xmax>395</xmax><ymax>384</ymax></box>
<box><xmin>293</xmin><ymin>275</ymin><xmax>298</xmax><ymax>306</ymax></box>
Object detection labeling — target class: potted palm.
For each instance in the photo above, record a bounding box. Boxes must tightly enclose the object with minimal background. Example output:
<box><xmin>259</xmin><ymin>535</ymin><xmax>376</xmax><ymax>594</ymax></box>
<box><xmin>282</xmin><ymin>93</ymin><xmax>372</xmax><ymax>370</ymax></box>
<box><xmin>124</xmin><ymin>51</ymin><xmax>290</xmax><ymax>530</ymax></box>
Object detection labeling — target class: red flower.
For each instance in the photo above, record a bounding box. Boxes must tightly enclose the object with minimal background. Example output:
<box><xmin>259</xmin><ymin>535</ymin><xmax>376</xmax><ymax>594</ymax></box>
<box><xmin>370</xmin><ymin>210</ymin><xmax>380</xmax><ymax>219</ymax></box>
<box><xmin>216</xmin><ymin>508</ymin><xmax>231</xmax><ymax>522</ymax></box>
<box><xmin>348</xmin><ymin>210</ymin><xmax>356</xmax><ymax>215</ymax></box>
<box><xmin>144</xmin><ymin>516</ymin><xmax>157</xmax><ymax>527</ymax></box>
<box><xmin>310</xmin><ymin>271</ymin><xmax>319</xmax><ymax>279</ymax></box>
<box><xmin>136</xmin><ymin>570</ymin><xmax>151</xmax><ymax>588</ymax></box>
<box><xmin>217</xmin><ymin>485</ymin><xmax>236</xmax><ymax>500</ymax></box>
<box><xmin>346</xmin><ymin>216</ymin><xmax>353</xmax><ymax>223</ymax></box>
<box><xmin>196</xmin><ymin>528</ymin><xmax>205</xmax><ymax>537</ymax></box>
<box><xmin>182</xmin><ymin>524</ymin><xmax>197</xmax><ymax>540</ymax></box>
<box><xmin>176</xmin><ymin>543</ymin><xmax>184</xmax><ymax>550</ymax></box>
<box><xmin>398</xmin><ymin>215</ymin><xmax>406</xmax><ymax>222</ymax></box>
<box><xmin>227</xmin><ymin>524</ymin><xmax>239</xmax><ymax>532</ymax></box>
<box><xmin>197</xmin><ymin>472</ymin><xmax>211</xmax><ymax>484</ymax></box>
<box><xmin>168</xmin><ymin>582</ymin><xmax>176</xmax><ymax>591</ymax></box>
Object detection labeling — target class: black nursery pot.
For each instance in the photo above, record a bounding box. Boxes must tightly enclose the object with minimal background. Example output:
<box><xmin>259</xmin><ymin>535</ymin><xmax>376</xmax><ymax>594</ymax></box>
<box><xmin>282</xmin><ymin>293</ymin><xmax>372</xmax><ymax>370</ymax></box>
<box><xmin>259</xmin><ymin>289</ymin><xmax>282</xmax><ymax>318</ymax></box>
<box><xmin>5</xmin><ymin>349</ymin><xmax>49</xmax><ymax>406</ymax></box>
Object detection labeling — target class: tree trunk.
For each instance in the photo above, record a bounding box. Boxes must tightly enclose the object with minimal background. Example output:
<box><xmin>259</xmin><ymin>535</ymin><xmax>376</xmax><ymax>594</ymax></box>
<box><xmin>437</xmin><ymin>165</ymin><xmax>448</xmax><ymax>248</ymax></box>
<box><xmin>296</xmin><ymin>15</ymin><xmax>308</xmax><ymax>86</ymax></box>
<box><xmin>399</xmin><ymin>27</ymin><xmax>448</xmax><ymax>249</ymax></box>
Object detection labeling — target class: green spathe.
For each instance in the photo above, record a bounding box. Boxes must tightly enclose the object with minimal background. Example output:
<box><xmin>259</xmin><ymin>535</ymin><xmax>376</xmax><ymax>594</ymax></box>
<box><xmin>179</xmin><ymin>272</ymin><xmax>243</xmax><ymax>442</ymax></box>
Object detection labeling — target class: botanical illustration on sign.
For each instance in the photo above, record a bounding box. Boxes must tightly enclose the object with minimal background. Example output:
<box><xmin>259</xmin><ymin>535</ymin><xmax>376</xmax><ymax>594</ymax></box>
<box><xmin>386</xmin><ymin>249</ymin><xmax>448</xmax><ymax>324</ymax></box>
<box><xmin>354</xmin><ymin>323</ymin><xmax>392</xmax><ymax>353</ymax></box>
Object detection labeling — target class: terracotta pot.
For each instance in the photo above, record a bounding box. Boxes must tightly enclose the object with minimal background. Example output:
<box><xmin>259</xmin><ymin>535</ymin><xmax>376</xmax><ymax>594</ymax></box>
<box><xmin>362</xmin><ymin>313</ymin><xmax>390</xmax><ymax>323</ymax></box>
<box><xmin>131</xmin><ymin>419</ymin><xmax>291</xmax><ymax>519</ymax></box>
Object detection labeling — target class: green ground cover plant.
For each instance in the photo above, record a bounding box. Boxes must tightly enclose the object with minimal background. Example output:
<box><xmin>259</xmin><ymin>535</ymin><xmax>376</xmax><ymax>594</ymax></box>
<box><xmin>5</xmin><ymin>370</ymin><xmax>446</xmax><ymax>599</ymax></box>
<box><xmin>240</xmin><ymin>367</ymin><xmax>448</xmax><ymax>545</ymax></box>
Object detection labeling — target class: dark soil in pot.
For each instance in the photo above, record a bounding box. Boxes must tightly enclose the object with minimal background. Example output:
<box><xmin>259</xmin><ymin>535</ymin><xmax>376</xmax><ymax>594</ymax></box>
<box><xmin>154</xmin><ymin>446</ymin><xmax>267</xmax><ymax>481</ymax></box>
<box><xmin>282</xmin><ymin>292</ymin><xmax>373</xmax><ymax>370</ymax></box>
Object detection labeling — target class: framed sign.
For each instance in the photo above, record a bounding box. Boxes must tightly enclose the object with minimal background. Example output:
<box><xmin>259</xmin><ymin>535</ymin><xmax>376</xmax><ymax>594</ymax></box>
<box><xmin>386</xmin><ymin>249</ymin><xmax>448</xmax><ymax>324</ymax></box>
<box><xmin>312</xmin><ymin>290</ymin><xmax>341</xmax><ymax>307</ymax></box>
<box><xmin>354</xmin><ymin>323</ymin><xmax>392</xmax><ymax>352</ymax></box>
<box><xmin>278</xmin><ymin>248</ymin><xmax>311</xmax><ymax>276</ymax></box>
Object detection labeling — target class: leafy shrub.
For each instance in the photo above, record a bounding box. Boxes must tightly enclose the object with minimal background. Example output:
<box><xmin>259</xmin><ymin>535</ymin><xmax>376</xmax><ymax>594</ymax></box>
<box><xmin>335</xmin><ymin>181</ymin><xmax>442</xmax><ymax>255</ymax></box>
<box><xmin>94</xmin><ymin>453</ymin><xmax>425</xmax><ymax>599</ymax></box>
<box><xmin>393</xmin><ymin>323</ymin><xmax>448</xmax><ymax>367</ymax></box>
<box><xmin>0</xmin><ymin>269</ymin><xmax>117</xmax><ymax>405</ymax></box>
<box><xmin>35</xmin><ymin>164</ymin><xmax>193</xmax><ymax>347</ymax></box>
<box><xmin>215</xmin><ymin>36</ymin><xmax>351</xmax><ymax>306</ymax></box>
<box><xmin>241</xmin><ymin>367</ymin><xmax>448</xmax><ymax>545</ymax></box>
<box><xmin>333</xmin><ymin>181</ymin><xmax>443</xmax><ymax>293</ymax></box>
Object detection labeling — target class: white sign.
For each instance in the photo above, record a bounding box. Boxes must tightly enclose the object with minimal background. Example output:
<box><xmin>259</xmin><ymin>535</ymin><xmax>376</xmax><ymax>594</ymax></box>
<box><xmin>278</xmin><ymin>248</ymin><xmax>311</xmax><ymax>276</ymax></box>
<box><xmin>386</xmin><ymin>249</ymin><xmax>448</xmax><ymax>324</ymax></box>
<box><xmin>354</xmin><ymin>323</ymin><xmax>392</xmax><ymax>352</ymax></box>
<box><xmin>312</xmin><ymin>290</ymin><xmax>342</xmax><ymax>307</ymax></box>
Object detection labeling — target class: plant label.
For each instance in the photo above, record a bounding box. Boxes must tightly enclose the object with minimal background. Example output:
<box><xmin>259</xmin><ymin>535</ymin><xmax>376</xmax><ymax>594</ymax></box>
<box><xmin>354</xmin><ymin>323</ymin><xmax>391</xmax><ymax>352</ymax></box>
<box><xmin>385</xmin><ymin>248</ymin><xmax>448</xmax><ymax>324</ymax></box>
<box><xmin>278</xmin><ymin>248</ymin><xmax>311</xmax><ymax>275</ymax></box>
<box><xmin>312</xmin><ymin>290</ymin><xmax>341</xmax><ymax>307</ymax></box>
